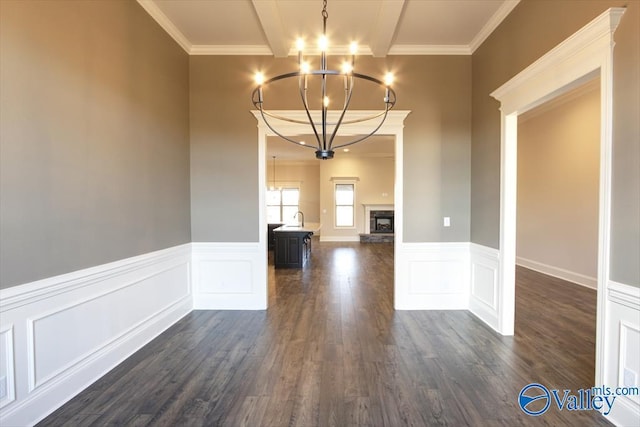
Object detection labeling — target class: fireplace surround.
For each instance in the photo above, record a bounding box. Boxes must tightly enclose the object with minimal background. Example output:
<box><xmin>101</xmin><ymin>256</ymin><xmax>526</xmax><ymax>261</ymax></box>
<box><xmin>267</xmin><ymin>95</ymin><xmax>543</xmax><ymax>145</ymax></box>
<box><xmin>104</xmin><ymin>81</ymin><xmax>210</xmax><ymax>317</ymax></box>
<box><xmin>371</xmin><ymin>210</ymin><xmax>394</xmax><ymax>234</ymax></box>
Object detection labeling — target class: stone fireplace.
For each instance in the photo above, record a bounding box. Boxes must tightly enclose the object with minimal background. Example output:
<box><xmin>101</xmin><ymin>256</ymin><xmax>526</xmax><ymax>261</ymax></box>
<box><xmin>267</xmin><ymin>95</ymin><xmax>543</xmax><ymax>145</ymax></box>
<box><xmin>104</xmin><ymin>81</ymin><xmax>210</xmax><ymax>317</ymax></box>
<box><xmin>361</xmin><ymin>204</ymin><xmax>394</xmax><ymax>242</ymax></box>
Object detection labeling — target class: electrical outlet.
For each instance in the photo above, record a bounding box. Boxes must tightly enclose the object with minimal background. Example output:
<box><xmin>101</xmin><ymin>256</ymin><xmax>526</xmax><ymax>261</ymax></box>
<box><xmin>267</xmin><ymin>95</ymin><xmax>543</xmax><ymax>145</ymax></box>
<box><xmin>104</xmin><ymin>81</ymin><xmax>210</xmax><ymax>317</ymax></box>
<box><xmin>623</xmin><ymin>368</ymin><xmax>638</xmax><ymax>387</ymax></box>
<box><xmin>443</xmin><ymin>217</ymin><xmax>451</xmax><ymax>227</ymax></box>
<box><xmin>0</xmin><ymin>375</ymin><xmax>7</xmax><ymax>400</ymax></box>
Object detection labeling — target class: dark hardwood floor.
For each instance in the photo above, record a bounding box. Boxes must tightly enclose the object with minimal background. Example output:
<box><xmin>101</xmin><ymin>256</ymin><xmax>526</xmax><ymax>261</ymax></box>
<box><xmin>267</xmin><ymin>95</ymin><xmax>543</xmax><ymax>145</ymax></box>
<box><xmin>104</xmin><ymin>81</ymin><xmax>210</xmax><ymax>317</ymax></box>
<box><xmin>39</xmin><ymin>241</ymin><xmax>610</xmax><ymax>426</ymax></box>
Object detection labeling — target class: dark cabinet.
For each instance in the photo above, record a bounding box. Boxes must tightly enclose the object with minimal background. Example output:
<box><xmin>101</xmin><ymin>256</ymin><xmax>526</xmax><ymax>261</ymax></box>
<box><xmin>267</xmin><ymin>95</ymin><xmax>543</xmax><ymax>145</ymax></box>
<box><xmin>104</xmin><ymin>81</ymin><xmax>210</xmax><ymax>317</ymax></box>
<box><xmin>267</xmin><ymin>223</ymin><xmax>284</xmax><ymax>250</ymax></box>
<box><xmin>274</xmin><ymin>230</ymin><xmax>312</xmax><ymax>268</ymax></box>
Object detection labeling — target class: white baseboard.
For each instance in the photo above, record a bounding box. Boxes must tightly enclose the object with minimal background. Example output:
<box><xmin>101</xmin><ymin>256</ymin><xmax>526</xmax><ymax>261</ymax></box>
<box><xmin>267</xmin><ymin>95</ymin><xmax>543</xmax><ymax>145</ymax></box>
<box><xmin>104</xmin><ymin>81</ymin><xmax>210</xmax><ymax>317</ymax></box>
<box><xmin>516</xmin><ymin>256</ymin><xmax>597</xmax><ymax>289</ymax></box>
<box><xmin>0</xmin><ymin>244</ymin><xmax>192</xmax><ymax>426</ymax></box>
<box><xmin>469</xmin><ymin>243</ymin><xmax>501</xmax><ymax>331</ymax></box>
<box><xmin>395</xmin><ymin>242</ymin><xmax>470</xmax><ymax>310</ymax></box>
<box><xmin>603</xmin><ymin>280</ymin><xmax>640</xmax><ymax>427</ymax></box>
<box><xmin>192</xmin><ymin>242</ymin><xmax>267</xmax><ymax>310</ymax></box>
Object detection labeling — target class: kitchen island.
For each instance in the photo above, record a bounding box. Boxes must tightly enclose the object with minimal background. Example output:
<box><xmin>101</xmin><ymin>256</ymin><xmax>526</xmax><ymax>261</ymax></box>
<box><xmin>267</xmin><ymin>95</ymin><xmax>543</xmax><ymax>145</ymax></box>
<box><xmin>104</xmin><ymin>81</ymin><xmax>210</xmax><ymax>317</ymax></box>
<box><xmin>273</xmin><ymin>222</ymin><xmax>321</xmax><ymax>268</ymax></box>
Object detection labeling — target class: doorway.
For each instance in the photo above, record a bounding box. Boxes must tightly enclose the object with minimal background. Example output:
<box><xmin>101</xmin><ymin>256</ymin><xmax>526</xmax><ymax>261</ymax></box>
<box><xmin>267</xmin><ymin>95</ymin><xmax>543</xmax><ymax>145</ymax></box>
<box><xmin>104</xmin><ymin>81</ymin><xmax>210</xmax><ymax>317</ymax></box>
<box><xmin>515</xmin><ymin>77</ymin><xmax>601</xmax><ymax>385</ymax></box>
<box><xmin>253</xmin><ymin>110</ymin><xmax>410</xmax><ymax>309</ymax></box>
<box><xmin>490</xmin><ymin>8</ymin><xmax>625</xmax><ymax>390</ymax></box>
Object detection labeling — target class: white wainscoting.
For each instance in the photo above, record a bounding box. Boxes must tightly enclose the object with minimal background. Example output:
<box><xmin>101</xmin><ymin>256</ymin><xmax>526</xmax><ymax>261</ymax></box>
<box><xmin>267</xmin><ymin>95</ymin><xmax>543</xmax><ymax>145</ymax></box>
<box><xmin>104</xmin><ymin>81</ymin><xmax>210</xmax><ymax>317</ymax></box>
<box><xmin>0</xmin><ymin>244</ymin><xmax>192</xmax><ymax>426</ymax></box>
<box><xmin>603</xmin><ymin>280</ymin><xmax>640</xmax><ymax>426</ymax></box>
<box><xmin>395</xmin><ymin>242</ymin><xmax>470</xmax><ymax>310</ymax></box>
<box><xmin>192</xmin><ymin>242</ymin><xmax>267</xmax><ymax>310</ymax></box>
<box><xmin>469</xmin><ymin>243</ymin><xmax>501</xmax><ymax>331</ymax></box>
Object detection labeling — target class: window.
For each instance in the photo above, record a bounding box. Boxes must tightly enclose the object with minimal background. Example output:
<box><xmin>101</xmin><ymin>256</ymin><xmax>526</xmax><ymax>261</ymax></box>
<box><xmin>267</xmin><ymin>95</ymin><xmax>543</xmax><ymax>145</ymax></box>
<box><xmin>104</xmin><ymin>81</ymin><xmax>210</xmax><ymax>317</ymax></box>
<box><xmin>335</xmin><ymin>183</ymin><xmax>355</xmax><ymax>227</ymax></box>
<box><xmin>266</xmin><ymin>187</ymin><xmax>300</xmax><ymax>223</ymax></box>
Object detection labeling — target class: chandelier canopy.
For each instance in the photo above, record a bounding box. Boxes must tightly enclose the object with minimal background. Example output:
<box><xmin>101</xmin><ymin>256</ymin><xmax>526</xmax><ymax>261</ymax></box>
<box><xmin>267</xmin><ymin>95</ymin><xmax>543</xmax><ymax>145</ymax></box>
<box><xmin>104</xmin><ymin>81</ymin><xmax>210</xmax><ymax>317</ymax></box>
<box><xmin>252</xmin><ymin>0</ymin><xmax>397</xmax><ymax>160</ymax></box>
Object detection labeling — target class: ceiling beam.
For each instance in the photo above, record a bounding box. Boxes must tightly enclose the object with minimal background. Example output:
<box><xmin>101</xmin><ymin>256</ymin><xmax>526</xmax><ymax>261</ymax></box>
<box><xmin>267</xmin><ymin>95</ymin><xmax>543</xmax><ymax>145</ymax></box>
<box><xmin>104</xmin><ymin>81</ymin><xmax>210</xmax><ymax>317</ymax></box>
<box><xmin>369</xmin><ymin>0</ymin><xmax>406</xmax><ymax>57</ymax></box>
<box><xmin>251</xmin><ymin>0</ymin><xmax>289</xmax><ymax>57</ymax></box>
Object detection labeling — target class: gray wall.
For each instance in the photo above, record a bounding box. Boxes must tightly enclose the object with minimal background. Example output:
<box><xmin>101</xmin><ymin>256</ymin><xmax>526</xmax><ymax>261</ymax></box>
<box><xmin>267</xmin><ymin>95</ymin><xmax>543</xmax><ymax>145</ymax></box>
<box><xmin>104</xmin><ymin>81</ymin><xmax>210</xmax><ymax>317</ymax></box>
<box><xmin>470</xmin><ymin>0</ymin><xmax>640</xmax><ymax>286</ymax></box>
<box><xmin>0</xmin><ymin>1</ymin><xmax>191</xmax><ymax>289</ymax></box>
<box><xmin>190</xmin><ymin>55</ymin><xmax>471</xmax><ymax>243</ymax></box>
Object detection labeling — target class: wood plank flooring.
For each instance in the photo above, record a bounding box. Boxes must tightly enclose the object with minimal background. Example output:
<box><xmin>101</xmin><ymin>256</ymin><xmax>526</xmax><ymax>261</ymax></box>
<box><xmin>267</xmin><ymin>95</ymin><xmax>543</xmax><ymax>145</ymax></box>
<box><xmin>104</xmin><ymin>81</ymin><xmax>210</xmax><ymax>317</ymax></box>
<box><xmin>38</xmin><ymin>241</ymin><xmax>610</xmax><ymax>426</ymax></box>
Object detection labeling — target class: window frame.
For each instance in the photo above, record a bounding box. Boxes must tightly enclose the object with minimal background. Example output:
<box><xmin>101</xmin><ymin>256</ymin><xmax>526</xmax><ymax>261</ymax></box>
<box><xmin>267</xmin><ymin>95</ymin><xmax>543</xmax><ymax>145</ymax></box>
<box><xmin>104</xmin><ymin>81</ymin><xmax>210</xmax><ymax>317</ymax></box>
<box><xmin>266</xmin><ymin>185</ymin><xmax>300</xmax><ymax>224</ymax></box>
<box><xmin>334</xmin><ymin>181</ymin><xmax>356</xmax><ymax>229</ymax></box>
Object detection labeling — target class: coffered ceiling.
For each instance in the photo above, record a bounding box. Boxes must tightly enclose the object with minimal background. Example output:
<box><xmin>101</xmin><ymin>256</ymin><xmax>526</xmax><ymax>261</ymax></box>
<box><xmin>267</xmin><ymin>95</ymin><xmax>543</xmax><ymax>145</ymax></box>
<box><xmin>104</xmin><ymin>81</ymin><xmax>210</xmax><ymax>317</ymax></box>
<box><xmin>136</xmin><ymin>0</ymin><xmax>521</xmax><ymax>160</ymax></box>
<box><xmin>138</xmin><ymin>0</ymin><xmax>521</xmax><ymax>56</ymax></box>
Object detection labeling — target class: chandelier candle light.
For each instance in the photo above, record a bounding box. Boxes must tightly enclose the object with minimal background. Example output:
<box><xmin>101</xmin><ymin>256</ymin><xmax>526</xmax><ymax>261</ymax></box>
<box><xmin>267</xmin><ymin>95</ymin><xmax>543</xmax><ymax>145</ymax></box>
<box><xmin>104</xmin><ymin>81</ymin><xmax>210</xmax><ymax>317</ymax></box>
<box><xmin>252</xmin><ymin>0</ymin><xmax>397</xmax><ymax>160</ymax></box>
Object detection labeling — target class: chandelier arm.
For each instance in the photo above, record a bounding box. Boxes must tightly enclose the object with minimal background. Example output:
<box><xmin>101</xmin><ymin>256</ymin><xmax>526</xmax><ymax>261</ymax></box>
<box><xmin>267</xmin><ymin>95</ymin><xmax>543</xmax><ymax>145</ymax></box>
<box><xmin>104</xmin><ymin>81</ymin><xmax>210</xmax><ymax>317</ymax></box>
<box><xmin>253</xmin><ymin>81</ymin><xmax>395</xmax><ymax>127</ymax></box>
<box><xmin>321</xmin><ymin>71</ymin><xmax>328</xmax><ymax>151</ymax></box>
<box><xmin>328</xmin><ymin>73</ymin><xmax>355</xmax><ymax>148</ymax></box>
<box><xmin>332</xmin><ymin>105</ymin><xmax>391</xmax><ymax>150</ymax></box>
<box><xmin>298</xmin><ymin>73</ymin><xmax>322</xmax><ymax>145</ymax></box>
<box><xmin>258</xmin><ymin>108</ymin><xmax>316</xmax><ymax>150</ymax></box>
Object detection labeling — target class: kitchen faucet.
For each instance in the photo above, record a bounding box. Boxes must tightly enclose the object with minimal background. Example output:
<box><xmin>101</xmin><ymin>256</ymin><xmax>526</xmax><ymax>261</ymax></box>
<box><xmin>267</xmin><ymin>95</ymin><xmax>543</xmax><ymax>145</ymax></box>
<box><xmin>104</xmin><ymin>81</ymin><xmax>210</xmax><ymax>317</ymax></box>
<box><xmin>294</xmin><ymin>211</ymin><xmax>304</xmax><ymax>227</ymax></box>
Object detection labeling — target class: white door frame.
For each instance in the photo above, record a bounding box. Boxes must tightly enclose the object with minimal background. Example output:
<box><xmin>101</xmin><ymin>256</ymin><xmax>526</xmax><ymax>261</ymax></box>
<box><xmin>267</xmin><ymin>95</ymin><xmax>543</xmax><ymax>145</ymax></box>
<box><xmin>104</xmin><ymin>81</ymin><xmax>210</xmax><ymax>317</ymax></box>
<box><xmin>252</xmin><ymin>110</ymin><xmax>411</xmax><ymax>309</ymax></box>
<box><xmin>490</xmin><ymin>8</ymin><xmax>625</xmax><ymax>388</ymax></box>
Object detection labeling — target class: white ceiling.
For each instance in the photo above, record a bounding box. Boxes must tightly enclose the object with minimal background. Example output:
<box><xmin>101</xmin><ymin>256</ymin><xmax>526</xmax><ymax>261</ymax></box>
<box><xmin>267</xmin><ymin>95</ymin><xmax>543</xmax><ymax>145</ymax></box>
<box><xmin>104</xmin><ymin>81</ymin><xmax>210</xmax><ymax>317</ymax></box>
<box><xmin>138</xmin><ymin>0</ymin><xmax>521</xmax><ymax>56</ymax></box>
<box><xmin>137</xmin><ymin>0</ymin><xmax>521</xmax><ymax>160</ymax></box>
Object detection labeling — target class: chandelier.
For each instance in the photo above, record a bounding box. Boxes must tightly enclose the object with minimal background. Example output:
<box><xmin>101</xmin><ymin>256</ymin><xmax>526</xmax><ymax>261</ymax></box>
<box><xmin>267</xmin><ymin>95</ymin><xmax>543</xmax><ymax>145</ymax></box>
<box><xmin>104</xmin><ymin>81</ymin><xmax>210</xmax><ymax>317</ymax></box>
<box><xmin>252</xmin><ymin>0</ymin><xmax>397</xmax><ymax>160</ymax></box>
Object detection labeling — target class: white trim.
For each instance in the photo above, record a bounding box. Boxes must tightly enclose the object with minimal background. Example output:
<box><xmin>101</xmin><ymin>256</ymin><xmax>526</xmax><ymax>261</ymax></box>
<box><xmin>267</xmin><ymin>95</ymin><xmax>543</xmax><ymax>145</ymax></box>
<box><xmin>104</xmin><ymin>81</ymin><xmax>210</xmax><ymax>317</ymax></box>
<box><xmin>190</xmin><ymin>45</ymin><xmax>274</xmax><ymax>56</ymax></box>
<box><xmin>0</xmin><ymin>245</ymin><xmax>190</xmax><ymax>311</ymax></box>
<box><xmin>395</xmin><ymin>243</ymin><xmax>470</xmax><ymax>310</ymax></box>
<box><xmin>0</xmin><ymin>325</ymin><xmax>16</xmax><ymax>408</ymax></box>
<box><xmin>0</xmin><ymin>245</ymin><xmax>192</xmax><ymax>426</ymax></box>
<box><xmin>490</xmin><ymin>4</ymin><xmax>625</xmax><ymax>397</ymax></box>
<box><xmin>469</xmin><ymin>0</ymin><xmax>521</xmax><ymax>53</ymax></box>
<box><xmin>135</xmin><ymin>0</ymin><xmax>191</xmax><ymax>53</ymax></box>
<box><xmin>363</xmin><ymin>204</ymin><xmax>394</xmax><ymax>234</ymax></box>
<box><xmin>191</xmin><ymin>242</ymin><xmax>267</xmax><ymax>310</ymax></box>
<box><xmin>608</xmin><ymin>280</ymin><xmax>640</xmax><ymax>310</ymax></box>
<box><xmin>136</xmin><ymin>0</ymin><xmax>519</xmax><ymax>57</ymax></box>
<box><xmin>603</xmin><ymin>280</ymin><xmax>640</xmax><ymax>426</ymax></box>
<box><xmin>252</xmin><ymin>110</ymin><xmax>410</xmax><ymax>310</ymax></box>
<box><xmin>516</xmin><ymin>256</ymin><xmax>597</xmax><ymax>290</ymax></box>
<box><xmin>469</xmin><ymin>243</ymin><xmax>501</xmax><ymax>331</ymax></box>
<box><xmin>387</xmin><ymin>44</ymin><xmax>471</xmax><ymax>55</ymax></box>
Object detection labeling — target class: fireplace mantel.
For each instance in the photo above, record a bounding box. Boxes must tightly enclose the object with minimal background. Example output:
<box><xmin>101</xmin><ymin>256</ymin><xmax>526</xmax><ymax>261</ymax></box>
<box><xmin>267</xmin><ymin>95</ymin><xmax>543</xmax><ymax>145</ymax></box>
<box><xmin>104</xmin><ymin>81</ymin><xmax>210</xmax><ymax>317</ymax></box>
<box><xmin>363</xmin><ymin>204</ymin><xmax>394</xmax><ymax>234</ymax></box>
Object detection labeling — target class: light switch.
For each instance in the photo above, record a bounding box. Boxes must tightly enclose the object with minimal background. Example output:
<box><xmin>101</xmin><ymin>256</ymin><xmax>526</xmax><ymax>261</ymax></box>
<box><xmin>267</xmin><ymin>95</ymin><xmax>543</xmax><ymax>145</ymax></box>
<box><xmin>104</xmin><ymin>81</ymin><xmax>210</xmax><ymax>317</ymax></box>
<box><xmin>444</xmin><ymin>217</ymin><xmax>451</xmax><ymax>227</ymax></box>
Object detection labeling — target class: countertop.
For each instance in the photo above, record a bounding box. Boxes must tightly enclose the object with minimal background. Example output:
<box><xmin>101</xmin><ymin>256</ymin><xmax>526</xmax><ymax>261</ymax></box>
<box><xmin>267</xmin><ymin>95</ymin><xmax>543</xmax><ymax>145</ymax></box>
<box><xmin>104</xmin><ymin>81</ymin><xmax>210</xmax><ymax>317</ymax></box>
<box><xmin>273</xmin><ymin>222</ymin><xmax>321</xmax><ymax>234</ymax></box>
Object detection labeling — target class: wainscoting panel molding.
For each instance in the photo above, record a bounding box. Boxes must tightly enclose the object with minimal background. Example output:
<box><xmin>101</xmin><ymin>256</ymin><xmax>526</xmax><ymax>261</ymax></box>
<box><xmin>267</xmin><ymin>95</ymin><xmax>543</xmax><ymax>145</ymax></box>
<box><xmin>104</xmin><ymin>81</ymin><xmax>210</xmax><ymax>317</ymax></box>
<box><xmin>395</xmin><ymin>243</ymin><xmax>470</xmax><ymax>310</ymax></box>
<box><xmin>469</xmin><ymin>243</ymin><xmax>501</xmax><ymax>331</ymax></box>
<box><xmin>0</xmin><ymin>244</ymin><xmax>192</xmax><ymax>427</ymax></box>
<box><xmin>0</xmin><ymin>325</ymin><xmax>16</xmax><ymax>409</ymax></box>
<box><xmin>192</xmin><ymin>242</ymin><xmax>267</xmax><ymax>310</ymax></box>
<box><xmin>603</xmin><ymin>280</ymin><xmax>640</xmax><ymax>426</ymax></box>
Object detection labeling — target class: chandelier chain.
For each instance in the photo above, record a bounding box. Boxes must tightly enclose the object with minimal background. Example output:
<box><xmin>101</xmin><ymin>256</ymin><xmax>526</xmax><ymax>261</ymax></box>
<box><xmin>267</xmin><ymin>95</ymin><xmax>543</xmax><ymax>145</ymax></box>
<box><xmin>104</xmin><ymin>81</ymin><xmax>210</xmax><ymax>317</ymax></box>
<box><xmin>322</xmin><ymin>0</ymin><xmax>328</xmax><ymax>34</ymax></box>
<box><xmin>252</xmin><ymin>0</ymin><xmax>396</xmax><ymax>160</ymax></box>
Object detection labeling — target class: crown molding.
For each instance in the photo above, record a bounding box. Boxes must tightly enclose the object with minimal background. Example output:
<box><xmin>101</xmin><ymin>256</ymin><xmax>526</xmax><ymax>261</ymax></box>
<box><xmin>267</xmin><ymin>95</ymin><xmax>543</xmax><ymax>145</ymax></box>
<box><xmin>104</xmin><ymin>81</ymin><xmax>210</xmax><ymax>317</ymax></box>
<box><xmin>388</xmin><ymin>44</ymin><xmax>472</xmax><ymax>55</ymax></box>
<box><xmin>136</xmin><ymin>0</ymin><xmax>191</xmax><ymax>53</ymax></box>
<box><xmin>138</xmin><ymin>0</ymin><xmax>520</xmax><ymax>57</ymax></box>
<box><xmin>190</xmin><ymin>45</ymin><xmax>273</xmax><ymax>56</ymax></box>
<box><xmin>470</xmin><ymin>0</ymin><xmax>521</xmax><ymax>53</ymax></box>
